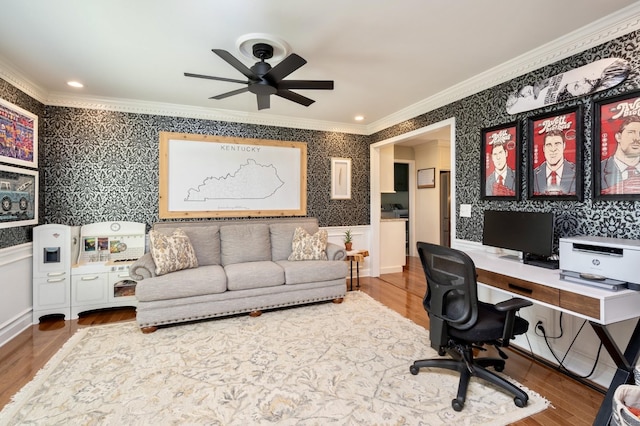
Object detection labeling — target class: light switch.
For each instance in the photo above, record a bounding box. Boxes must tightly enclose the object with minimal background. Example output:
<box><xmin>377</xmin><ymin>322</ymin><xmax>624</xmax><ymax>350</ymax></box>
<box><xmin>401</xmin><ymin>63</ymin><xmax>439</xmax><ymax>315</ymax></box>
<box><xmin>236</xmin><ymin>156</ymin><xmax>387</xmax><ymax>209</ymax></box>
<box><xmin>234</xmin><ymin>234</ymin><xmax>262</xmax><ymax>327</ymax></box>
<box><xmin>460</xmin><ymin>204</ymin><xmax>472</xmax><ymax>217</ymax></box>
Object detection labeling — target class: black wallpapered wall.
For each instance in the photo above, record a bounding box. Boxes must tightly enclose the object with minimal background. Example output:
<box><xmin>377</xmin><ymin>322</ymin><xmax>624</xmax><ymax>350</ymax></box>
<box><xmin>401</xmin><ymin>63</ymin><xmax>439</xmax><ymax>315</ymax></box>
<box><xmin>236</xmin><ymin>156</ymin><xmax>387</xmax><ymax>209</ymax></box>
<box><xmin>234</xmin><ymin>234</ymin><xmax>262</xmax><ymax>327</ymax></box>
<box><xmin>1</xmin><ymin>29</ymin><xmax>639</xmax><ymax>250</ymax></box>
<box><xmin>372</xmin><ymin>30</ymin><xmax>640</xmax><ymax>245</ymax></box>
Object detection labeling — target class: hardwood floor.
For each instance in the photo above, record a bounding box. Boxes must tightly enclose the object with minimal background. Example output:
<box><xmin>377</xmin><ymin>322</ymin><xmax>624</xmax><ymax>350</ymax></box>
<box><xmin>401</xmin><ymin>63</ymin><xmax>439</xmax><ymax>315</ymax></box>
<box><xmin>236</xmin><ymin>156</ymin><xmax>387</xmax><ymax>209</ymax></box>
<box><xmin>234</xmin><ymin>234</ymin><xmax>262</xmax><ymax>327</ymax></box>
<box><xmin>0</xmin><ymin>257</ymin><xmax>604</xmax><ymax>424</ymax></box>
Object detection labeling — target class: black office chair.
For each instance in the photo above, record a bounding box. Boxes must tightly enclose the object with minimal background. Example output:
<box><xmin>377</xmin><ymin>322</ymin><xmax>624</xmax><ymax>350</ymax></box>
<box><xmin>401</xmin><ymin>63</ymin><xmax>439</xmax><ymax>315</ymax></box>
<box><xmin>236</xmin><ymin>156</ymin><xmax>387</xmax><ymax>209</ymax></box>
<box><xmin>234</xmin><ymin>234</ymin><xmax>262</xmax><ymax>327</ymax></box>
<box><xmin>410</xmin><ymin>242</ymin><xmax>533</xmax><ymax>412</ymax></box>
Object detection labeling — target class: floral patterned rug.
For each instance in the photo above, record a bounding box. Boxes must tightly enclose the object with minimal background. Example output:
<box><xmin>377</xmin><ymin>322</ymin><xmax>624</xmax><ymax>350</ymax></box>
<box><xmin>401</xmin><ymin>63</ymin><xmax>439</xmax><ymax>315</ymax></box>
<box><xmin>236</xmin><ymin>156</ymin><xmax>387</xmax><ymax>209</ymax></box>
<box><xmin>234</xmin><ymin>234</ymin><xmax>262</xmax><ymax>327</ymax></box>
<box><xmin>1</xmin><ymin>292</ymin><xmax>548</xmax><ymax>425</ymax></box>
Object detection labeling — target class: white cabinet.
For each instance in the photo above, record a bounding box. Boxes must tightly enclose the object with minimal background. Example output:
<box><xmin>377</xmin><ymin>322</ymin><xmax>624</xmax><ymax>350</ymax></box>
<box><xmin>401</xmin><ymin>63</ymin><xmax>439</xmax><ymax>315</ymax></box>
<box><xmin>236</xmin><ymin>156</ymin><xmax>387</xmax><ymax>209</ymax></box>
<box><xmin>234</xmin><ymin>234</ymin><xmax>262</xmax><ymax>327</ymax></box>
<box><xmin>70</xmin><ymin>268</ymin><xmax>138</xmax><ymax>319</ymax></box>
<box><xmin>380</xmin><ymin>219</ymin><xmax>407</xmax><ymax>274</ymax></box>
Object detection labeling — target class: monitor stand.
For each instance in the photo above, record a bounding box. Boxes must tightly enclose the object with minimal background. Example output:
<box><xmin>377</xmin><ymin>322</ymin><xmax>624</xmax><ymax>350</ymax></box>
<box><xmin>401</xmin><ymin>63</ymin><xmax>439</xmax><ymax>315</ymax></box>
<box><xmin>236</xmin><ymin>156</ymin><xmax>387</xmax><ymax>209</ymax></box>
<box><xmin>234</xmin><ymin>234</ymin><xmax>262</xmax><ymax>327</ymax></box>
<box><xmin>499</xmin><ymin>254</ymin><xmax>521</xmax><ymax>262</ymax></box>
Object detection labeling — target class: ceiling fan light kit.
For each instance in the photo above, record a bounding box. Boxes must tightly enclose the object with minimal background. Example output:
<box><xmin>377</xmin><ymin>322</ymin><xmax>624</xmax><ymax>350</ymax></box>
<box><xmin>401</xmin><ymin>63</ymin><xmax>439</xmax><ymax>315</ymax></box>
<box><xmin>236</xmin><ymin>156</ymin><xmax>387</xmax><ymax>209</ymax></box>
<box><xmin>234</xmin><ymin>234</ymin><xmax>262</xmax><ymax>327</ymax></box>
<box><xmin>184</xmin><ymin>38</ymin><xmax>334</xmax><ymax>110</ymax></box>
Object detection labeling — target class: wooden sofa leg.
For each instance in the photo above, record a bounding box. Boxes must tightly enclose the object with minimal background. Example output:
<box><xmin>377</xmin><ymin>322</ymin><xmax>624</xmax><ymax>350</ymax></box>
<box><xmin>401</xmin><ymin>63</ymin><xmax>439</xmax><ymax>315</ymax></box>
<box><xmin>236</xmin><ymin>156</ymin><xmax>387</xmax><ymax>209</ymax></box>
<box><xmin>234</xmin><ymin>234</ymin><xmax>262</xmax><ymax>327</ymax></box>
<box><xmin>333</xmin><ymin>298</ymin><xmax>344</xmax><ymax>304</ymax></box>
<box><xmin>141</xmin><ymin>326</ymin><xmax>158</xmax><ymax>334</ymax></box>
<box><xmin>249</xmin><ymin>310</ymin><xmax>262</xmax><ymax>317</ymax></box>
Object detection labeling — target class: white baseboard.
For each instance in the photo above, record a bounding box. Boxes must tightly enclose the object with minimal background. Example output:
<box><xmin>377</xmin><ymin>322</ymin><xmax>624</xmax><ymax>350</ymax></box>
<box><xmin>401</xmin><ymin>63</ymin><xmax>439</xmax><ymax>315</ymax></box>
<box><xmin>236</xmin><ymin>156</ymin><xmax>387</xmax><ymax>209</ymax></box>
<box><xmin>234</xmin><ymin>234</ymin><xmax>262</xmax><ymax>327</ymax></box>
<box><xmin>0</xmin><ymin>309</ymin><xmax>32</xmax><ymax>349</ymax></box>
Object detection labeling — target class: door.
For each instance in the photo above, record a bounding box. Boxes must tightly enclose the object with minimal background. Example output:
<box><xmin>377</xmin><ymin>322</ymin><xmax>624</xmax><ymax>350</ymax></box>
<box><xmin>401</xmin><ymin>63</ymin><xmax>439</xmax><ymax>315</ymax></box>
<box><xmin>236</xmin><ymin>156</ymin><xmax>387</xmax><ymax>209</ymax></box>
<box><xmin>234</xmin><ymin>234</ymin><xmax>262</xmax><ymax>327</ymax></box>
<box><xmin>440</xmin><ymin>171</ymin><xmax>451</xmax><ymax>247</ymax></box>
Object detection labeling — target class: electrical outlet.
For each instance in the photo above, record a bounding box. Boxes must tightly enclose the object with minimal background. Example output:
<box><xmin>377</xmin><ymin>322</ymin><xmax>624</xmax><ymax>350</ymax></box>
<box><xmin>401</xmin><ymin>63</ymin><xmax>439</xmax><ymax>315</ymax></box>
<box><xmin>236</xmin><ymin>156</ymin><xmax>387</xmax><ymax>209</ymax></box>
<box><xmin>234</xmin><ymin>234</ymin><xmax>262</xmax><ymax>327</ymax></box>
<box><xmin>533</xmin><ymin>311</ymin><xmax>556</xmax><ymax>338</ymax></box>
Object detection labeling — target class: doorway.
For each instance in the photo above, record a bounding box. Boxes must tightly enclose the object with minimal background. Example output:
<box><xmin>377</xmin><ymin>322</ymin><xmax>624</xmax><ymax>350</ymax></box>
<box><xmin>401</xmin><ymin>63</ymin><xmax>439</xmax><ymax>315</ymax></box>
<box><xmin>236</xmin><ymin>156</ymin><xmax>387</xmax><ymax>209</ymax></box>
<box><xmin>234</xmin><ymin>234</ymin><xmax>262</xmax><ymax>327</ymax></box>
<box><xmin>369</xmin><ymin>117</ymin><xmax>456</xmax><ymax>277</ymax></box>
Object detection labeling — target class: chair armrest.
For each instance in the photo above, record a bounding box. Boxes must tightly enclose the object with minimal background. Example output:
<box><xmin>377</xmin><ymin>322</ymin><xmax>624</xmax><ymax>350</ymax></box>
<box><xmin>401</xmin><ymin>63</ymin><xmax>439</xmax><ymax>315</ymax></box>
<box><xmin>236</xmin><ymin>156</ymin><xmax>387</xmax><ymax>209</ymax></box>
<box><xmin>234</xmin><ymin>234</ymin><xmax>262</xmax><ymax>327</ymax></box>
<box><xmin>129</xmin><ymin>252</ymin><xmax>157</xmax><ymax>280</ymax></box>
<box><xmin>494</xmin><ymin>297</ymin><xmax>533</xmax><ymax>312</ymax></box>
<box><xmin>326</xmin><ymin>242</ymin><xmax>346</xmax><ymax>260</ymax></box>
<box><xmin>495</xmin><ymin>298</ymin><xmax>533</xmax><ymax>347</ymax></box>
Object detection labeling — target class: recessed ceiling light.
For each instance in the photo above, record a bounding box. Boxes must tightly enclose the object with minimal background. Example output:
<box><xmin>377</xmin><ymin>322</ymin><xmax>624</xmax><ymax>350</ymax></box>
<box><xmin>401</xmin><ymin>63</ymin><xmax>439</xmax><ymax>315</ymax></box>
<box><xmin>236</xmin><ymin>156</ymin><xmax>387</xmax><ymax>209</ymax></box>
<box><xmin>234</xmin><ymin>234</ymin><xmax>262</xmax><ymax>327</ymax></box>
<box><xmin>67</xmin><ymin>81</ymin><xmax>84</xmax><ymax>88</ymax></box>
<box><xmin>354</xmin><ymin>115</ymin><xmax>365</xmax><ymax>121</ymax></box>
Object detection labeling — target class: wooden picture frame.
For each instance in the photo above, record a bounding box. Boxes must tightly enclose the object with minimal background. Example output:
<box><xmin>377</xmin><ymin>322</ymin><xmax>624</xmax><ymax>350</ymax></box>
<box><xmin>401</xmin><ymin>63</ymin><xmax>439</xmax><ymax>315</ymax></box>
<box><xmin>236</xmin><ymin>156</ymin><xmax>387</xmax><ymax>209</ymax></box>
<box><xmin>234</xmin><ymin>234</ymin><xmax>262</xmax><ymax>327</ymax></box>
<box><xmin>330</xmin><ymin>157</ymin><xmax>351</xmax><ymax>199</ymax></box>
<box><xmin>0</xmin><ymin>97</ymin><xmax>38</xmax><ymax>168</ymax></box>
<box><xmin>527</xmin><ymin>106</ymin><xmax>583</xmax><ymax>201</ymax></box>
<box><xmin>592</xmin><ymin>89</ymin><xmax>640</xmax><ymax>200</ymax></box>
<box><xmin>480</xmin><ymin>122</ymin><xmax>521</xmax><ymax>200</ymax></box>
<box><xmin>417</xmin><ymin>168</ymin><xmax>435</xmax><ymax>188</ymax></box>
<box><xmin>0</xmin><ymin>164</ymin><xmax>38</xmax><ymax>228</ymax></box>
<box><xmin>158</xmin><ymin>132</ymin><xmax>307</xmax><ymax>218</ymax></box>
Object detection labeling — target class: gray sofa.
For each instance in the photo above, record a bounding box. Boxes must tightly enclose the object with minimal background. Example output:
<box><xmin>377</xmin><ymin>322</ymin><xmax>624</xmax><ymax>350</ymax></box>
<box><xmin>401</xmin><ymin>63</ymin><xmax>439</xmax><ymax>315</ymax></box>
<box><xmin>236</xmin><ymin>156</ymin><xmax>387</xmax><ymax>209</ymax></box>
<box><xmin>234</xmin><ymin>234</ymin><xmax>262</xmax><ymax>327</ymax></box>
<box><xmin>129</xmin><ymin>217</ymin><xmax>348</xmax><ymax>333</ymax></box>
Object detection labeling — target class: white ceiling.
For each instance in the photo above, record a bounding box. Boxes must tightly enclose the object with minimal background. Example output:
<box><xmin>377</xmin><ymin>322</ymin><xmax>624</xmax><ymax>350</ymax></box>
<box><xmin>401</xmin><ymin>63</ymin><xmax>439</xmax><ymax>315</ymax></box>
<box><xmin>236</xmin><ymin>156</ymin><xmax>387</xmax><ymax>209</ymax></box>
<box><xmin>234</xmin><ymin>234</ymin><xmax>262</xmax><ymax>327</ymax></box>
<box><xmin>0</xmin><ymin>0</ymin><xmax>638</xmax><ymax>135</ymax></box>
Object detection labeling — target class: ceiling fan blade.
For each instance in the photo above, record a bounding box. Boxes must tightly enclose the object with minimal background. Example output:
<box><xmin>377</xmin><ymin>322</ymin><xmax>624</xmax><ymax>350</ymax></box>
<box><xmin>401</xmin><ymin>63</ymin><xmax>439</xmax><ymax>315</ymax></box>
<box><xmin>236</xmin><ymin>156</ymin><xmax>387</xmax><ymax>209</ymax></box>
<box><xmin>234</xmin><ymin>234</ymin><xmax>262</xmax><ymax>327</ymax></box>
<box><xmin>257</xmin><ymin>94</ymin><xmax>270</xmax><ymax>110</ymax></box>
<box><xmin>210</xmin><ymin>87</ymin><xmax>250</xmax><ymax>100</ymax></box>
<box><xmin>264</xmin><ymin>54</ymin><xmax>307</xmax><ymax>83</ymax></box>
<box><xmin>184</xmin><ymin>72</ymin><xmax>248</xmax><ymax>85</ymax></box>
<box><xmin>278</xmin><ymin>80</ymin><xmax>334</xmax><ymax>90</ymax></box>
<box><xmin>212</xmin><ymin>49</ymin><xmax>257</xmax><ymax>80</ymax></box>
<box><xmin>275</xmin><ymin>89</ymin><xmax>315</xmax><ymax>107</ymax></box>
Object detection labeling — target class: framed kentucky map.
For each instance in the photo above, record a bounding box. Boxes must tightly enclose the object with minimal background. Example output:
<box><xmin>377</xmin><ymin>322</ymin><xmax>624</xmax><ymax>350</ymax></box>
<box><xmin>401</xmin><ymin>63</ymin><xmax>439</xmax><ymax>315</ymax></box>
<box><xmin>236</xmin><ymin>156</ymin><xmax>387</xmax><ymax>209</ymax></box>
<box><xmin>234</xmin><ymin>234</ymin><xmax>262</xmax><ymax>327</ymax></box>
<box><xmin>158</xmin><ymin>132</ymin><xmax>307</xmax><ymax>218</ymax></box>
<box><xmin>0</xmin><ymin>97</ymin><xmax>38</xmax><ymax>168</ymax></box>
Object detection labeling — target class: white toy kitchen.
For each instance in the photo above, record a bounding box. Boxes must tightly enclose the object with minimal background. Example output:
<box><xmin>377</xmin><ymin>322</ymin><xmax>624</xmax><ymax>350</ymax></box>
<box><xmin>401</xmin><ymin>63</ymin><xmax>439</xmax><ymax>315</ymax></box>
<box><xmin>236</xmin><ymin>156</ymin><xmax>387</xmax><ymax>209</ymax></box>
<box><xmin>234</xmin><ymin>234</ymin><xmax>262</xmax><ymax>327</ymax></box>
<box><xmin>32</xmin><ymin>221</ymin><xmax>146</xmax><ymax>323</ymax></box>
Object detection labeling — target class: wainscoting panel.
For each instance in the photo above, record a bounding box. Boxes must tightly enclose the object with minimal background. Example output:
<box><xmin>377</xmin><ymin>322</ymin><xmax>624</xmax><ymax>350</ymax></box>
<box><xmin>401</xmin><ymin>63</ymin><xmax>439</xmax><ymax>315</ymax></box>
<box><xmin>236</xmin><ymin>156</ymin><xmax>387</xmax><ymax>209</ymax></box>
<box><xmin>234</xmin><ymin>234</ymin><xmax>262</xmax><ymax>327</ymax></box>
<box><xmin>0</xmin><ymin>243</ymin><xmax>33</xmax><ymax>348</ymax></box>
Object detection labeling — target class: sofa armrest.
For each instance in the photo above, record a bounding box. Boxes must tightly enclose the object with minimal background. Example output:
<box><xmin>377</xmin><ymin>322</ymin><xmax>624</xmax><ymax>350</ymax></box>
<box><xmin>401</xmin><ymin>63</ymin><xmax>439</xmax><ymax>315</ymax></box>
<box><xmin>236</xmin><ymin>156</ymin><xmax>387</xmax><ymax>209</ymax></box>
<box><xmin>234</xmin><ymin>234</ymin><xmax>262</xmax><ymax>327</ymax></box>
<box><xmin>129</xmin><ymin>252</ymin><xmax>157</xmax><ymax>280</ymax></box>
<box><xmin>326</xmin><ymin>242</ymin><xmax>346</xmax><ymax>260</ymax></box>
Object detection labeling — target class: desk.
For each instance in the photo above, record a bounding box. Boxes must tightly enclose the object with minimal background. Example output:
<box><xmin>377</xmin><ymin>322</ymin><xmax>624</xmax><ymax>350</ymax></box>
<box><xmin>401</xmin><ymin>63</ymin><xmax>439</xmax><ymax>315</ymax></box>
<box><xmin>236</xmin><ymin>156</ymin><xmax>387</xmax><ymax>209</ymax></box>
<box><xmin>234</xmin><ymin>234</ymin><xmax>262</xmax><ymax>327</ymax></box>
<box><xmin>462</xmin><ymin>248</ymin><xmax>640</xmax><ymax>426</ymax></box>
<box><xmin>345</xmin><ymin>250</ymin><xmax>369</xmax><ymax>291</ymax></box>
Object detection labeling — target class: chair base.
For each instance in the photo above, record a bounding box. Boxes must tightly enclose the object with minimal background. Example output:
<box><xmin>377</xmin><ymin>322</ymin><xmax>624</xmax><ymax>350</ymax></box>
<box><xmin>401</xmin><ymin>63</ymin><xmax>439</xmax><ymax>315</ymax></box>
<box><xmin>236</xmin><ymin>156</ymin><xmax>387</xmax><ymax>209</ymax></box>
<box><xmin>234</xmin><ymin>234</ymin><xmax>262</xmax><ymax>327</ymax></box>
<box><xmin>410</xmin><ymin>356</ymin><xmax>528</xmax><ymax>412</ymax></box>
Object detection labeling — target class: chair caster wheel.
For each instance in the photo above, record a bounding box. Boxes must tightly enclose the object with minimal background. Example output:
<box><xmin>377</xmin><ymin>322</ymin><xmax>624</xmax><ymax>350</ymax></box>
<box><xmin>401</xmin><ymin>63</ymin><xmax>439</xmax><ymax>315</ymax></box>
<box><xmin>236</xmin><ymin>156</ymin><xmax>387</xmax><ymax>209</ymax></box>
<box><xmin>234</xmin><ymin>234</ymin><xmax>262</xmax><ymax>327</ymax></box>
<box><xmin>452</xmin><ymin>398</ymin><xmax>464</xmax><ymax>411</ymax></box>
<box><xmin>514</xmin><ymin>396</ymin><xmax>528</xmax><ymax>408</ymax></box>
<box><xmin>409</xmin><ymin>365</ymin><xmax>419</xmax><ymax>375</ymax></box>
<box><xmin>494</xmin><ymin>363</ymin><xmax>505</xmax><ymax>372</ymax></box>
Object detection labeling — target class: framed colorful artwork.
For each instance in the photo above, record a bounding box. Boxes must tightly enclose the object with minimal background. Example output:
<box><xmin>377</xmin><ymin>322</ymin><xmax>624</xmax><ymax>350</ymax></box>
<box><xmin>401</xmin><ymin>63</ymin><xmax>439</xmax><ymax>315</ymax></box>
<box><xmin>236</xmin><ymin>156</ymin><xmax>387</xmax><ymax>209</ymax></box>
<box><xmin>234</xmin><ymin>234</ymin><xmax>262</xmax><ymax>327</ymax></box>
<box><xmin>592</xmin><ymin>89</ymin><xmax>640</xmax><ymax>200</ymax></box>
<box><xmin>527</xmin><ymin>106</ymin><xmax>583</xmax><ymax>201</ymax></box>
<box><xmin>480</xmin><ymin>122</ymin><xmax>521</xmax><ymax>200</ymax></box>
<box><xmin>0</xmin><ymin>98</ymin><xmax>37</xmax><ymax>168</ymax></box>
<box><xmin>0</xmin><ymin>163</ymin><xmax>38</xmax><ymax>228</ymax></box>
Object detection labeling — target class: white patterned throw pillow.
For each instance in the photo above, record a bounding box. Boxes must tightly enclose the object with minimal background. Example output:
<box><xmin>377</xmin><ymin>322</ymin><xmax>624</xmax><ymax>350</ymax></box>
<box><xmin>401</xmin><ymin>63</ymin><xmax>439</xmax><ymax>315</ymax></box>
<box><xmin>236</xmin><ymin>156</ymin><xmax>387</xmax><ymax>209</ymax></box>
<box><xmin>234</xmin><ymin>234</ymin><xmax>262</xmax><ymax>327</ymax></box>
<box><xmin>288</xmin><ymin>227</ymin><xmax>328</xmax><ymax>261</ymax></box>
<box><xmin>149</xmin><ymin>229</ymin><xmax>199</xmax><ymax>275</ymax></box>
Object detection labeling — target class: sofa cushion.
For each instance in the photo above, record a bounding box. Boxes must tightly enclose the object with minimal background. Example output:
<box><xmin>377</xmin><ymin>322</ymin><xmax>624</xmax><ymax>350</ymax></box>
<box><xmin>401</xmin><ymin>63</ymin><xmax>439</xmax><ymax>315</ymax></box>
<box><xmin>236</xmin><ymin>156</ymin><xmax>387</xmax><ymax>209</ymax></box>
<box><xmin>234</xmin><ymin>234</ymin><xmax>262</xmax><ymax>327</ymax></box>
<box><xmin>224</xmin><ymin>261</ymin><xmax>284</xmax><ymax>291</ymax></box>
<box><xmin>220</xmin><ymin>224</ymin><xmax>271</xmax><ymax>265</ymax></box>
<box><xmin>270</xmin><ymin>222</ymin><xmax>319</xmax><ymax>261</ymax></box>
<box><xmin>180</xmin><ymin>226</ymin><xmax>221</xmax><ymax>266</ymax></box>
<box><xmin>135</xmin><ymin>265</ymin><xmax>226</xmax><ymax>301</ymax></box>
<box><xmin>288</xmin><ymin>227</ymin><xmax>328</xmax><ymax>261</ymax></box>
<box><xmin>149</xmin><ymin>229</ymin><xmax>199</xmax><ymax>276</ymax></box>
<box><xmin>277</xmin><ymin>260</ymin><xmax>348</xmax><ymax>285</ymax></box>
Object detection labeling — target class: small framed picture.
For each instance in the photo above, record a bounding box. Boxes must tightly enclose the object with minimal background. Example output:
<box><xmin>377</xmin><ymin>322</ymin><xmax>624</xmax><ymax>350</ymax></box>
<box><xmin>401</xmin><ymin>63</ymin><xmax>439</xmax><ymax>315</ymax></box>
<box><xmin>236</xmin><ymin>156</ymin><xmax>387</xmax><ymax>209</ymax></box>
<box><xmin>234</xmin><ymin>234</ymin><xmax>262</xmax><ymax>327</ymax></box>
<box><xmin>331</xmin><ymin>157</ymin><xmax>351</xmax><ymax>199</ymax></box>
<box><xmin>527</xmin><ymin>106</ymin><xmax>583</xmax><ymax>201</ymax></box>
<box><xmin>417</xmin><ymin>168</ymin><xmax>435</xmax><ymax>188</ymax></box>
<box><xmin>0</xmin><ymin>163</ymin><xmax>38</xmax><ymax>228</ymax></box>
<box><xmin>592</xmin><ymin>90</ymin><xmax>640</xmax><ymax>200</ymax></box>
<box><xmin>480</xmin><ymin>122</ymin><xmax>521</xmax><ymax>200</ymax></box>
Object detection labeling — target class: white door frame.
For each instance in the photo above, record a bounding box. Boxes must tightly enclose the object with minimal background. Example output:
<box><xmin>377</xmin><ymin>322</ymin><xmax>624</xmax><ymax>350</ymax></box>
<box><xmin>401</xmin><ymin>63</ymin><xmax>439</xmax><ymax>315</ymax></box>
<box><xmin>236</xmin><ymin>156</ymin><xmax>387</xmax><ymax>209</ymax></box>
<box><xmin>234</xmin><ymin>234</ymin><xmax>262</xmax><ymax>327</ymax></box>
<box><xmin>369</xmin><ymin>117</ymin><xmax>456</xmax><ymax>277</ymax></box>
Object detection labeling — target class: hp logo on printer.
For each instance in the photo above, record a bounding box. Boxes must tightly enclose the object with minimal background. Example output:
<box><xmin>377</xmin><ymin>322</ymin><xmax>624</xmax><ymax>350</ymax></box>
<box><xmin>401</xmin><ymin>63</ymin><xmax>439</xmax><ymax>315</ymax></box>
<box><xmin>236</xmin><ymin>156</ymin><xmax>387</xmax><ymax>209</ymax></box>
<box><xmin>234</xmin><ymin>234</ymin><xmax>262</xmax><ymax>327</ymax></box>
<box><xmin>592</xmin><ymin>259</ymin><xmax>600</xmax><ymax>266</ymax></box>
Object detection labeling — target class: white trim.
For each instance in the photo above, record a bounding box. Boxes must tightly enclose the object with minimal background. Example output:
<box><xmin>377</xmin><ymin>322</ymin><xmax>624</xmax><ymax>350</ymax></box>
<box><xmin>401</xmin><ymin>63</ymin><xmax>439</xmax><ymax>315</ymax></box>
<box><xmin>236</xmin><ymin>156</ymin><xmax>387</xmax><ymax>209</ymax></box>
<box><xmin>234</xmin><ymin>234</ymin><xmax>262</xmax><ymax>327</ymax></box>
<box><xmin>0</xmin><ymin>309</ymin><xmax>32</xmax><ymax>349</ymax></box>
<box><xmin>0</xmin><ymin>5</ymin><xmax>639</xmax><ymax>135</ymax></box>
<box><xmin>0</xmin><ymin>242</ymin><xmax>32</xmax><ymax>266</ymax></box>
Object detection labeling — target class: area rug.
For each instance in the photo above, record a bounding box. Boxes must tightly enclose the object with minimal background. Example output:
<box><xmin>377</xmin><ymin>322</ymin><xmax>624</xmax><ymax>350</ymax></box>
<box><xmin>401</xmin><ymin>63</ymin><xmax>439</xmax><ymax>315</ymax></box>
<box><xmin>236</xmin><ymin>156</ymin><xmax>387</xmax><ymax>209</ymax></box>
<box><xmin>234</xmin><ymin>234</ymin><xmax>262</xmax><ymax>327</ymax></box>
<box><xmin>0</xmin><ymin>292</ymin><xmax>549</xmax><ymax>425</ymax></box>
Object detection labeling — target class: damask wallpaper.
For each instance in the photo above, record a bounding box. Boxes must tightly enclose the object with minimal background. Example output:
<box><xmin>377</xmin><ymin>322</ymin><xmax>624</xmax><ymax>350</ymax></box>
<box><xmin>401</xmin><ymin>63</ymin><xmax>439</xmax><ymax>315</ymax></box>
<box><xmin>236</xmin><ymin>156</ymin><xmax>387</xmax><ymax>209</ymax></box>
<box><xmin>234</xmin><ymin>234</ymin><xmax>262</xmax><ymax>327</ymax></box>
<box><xmin>372</xmin><ymin>30</ymin><xmax>640</xmax><ymax>244</ymax></box>
<box><xmin>1</xmin><ymin>30</ymin><xmax>639</xmax><ymax>250</ymax></box>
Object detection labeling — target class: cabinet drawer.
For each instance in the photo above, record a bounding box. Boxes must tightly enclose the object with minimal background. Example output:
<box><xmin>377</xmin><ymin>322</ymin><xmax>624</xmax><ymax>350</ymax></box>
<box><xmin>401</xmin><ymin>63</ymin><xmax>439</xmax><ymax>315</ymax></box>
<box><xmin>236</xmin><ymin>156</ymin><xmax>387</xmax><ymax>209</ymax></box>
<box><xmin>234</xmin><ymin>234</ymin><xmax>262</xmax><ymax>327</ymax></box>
<box><xmin>560</xmin><ymin>290</ymin><xmax>600</xmax><ymax>319</ymax></box>
<box><xmin>477</xmin><ymin>268</ymin><xmax>560</xmax><ymax>306</ymax></box>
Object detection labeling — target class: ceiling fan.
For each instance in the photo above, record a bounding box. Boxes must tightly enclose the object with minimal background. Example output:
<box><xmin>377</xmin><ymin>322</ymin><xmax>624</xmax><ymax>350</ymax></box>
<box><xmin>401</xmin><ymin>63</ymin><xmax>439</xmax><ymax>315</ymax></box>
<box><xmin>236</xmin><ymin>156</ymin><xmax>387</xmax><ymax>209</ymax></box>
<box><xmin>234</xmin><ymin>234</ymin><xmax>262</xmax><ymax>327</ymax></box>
<box><xmin>184</xmin><ymin>43</ymin><xmax>334</xmax><ymax>110</ymax></box>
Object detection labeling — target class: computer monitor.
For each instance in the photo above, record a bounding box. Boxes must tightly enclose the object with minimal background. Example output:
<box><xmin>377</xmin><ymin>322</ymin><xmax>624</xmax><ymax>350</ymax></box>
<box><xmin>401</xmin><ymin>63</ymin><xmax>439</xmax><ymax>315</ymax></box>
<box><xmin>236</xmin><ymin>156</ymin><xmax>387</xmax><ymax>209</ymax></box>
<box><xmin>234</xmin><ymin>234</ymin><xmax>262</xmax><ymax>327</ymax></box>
<box><xmin>482</xmin><ymin>210</ymin><xmax>557</xmax><ymax>268</ymax></box>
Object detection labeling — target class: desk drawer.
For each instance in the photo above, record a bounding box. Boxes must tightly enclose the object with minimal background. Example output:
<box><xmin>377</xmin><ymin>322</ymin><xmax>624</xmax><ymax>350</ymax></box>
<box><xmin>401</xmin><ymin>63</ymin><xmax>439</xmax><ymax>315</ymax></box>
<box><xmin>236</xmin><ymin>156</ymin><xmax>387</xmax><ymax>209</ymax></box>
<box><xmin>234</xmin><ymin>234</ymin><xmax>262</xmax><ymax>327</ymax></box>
<box><xmin>477</xmin><ymin>269</ymin><xmax>560</xmax><ymax>306</ymax></box>
<box><xmin>559</xmin><ymin>291</ymin><xmax>600</xmax><ymax>320</ymax></box>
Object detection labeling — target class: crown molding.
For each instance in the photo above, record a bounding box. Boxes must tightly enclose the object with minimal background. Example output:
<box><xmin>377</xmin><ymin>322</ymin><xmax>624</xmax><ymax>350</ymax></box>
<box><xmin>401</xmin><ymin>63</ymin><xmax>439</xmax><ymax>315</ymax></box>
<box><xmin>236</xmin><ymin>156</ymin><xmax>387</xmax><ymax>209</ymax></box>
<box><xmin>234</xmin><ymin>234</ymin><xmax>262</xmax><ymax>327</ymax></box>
<box><xmin>45</xmin><ymin>93</ymin><xmax>370</xmax><ymax>135</ymax></box>
<box><xmin>365</xmin><ymin>3</ymin><xmax>640</xmax><ymax>135</ymax></box>
<box><xmin>1</xmin><ymin>4</ymin><xmax>639</xmax><ymax>136</ymax></box>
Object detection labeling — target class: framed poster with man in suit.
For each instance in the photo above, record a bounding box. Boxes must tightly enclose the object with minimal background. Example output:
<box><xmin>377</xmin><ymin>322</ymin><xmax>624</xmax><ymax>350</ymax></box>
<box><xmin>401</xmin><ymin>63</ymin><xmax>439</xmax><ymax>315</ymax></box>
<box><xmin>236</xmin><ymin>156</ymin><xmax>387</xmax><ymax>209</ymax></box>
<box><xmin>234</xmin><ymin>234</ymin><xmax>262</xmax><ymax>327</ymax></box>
<box><xmin>480</xmin><ymin>122</ymin><xmax>521</xmax><ymax>200</ymax></box>
<box><xmin>527</xmin><ymin>106</ymin><xmax>583</xmax><ymax>201</ymax></box>
<box><xmin>593</xmin><ymin>90</ymin><xmax>640</xmax><ymax>200</ymax></box>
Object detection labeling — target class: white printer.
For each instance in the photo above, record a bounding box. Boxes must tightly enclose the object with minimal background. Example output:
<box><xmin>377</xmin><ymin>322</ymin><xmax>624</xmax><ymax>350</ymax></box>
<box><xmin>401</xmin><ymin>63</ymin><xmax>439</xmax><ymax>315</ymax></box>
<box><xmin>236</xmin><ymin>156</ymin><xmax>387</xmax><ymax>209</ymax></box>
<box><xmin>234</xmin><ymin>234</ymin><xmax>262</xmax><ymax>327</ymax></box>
<box><xmin>559</xmin><ymin>236</ymin><xmax>640</xmax><ymax>291</ymax></box>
